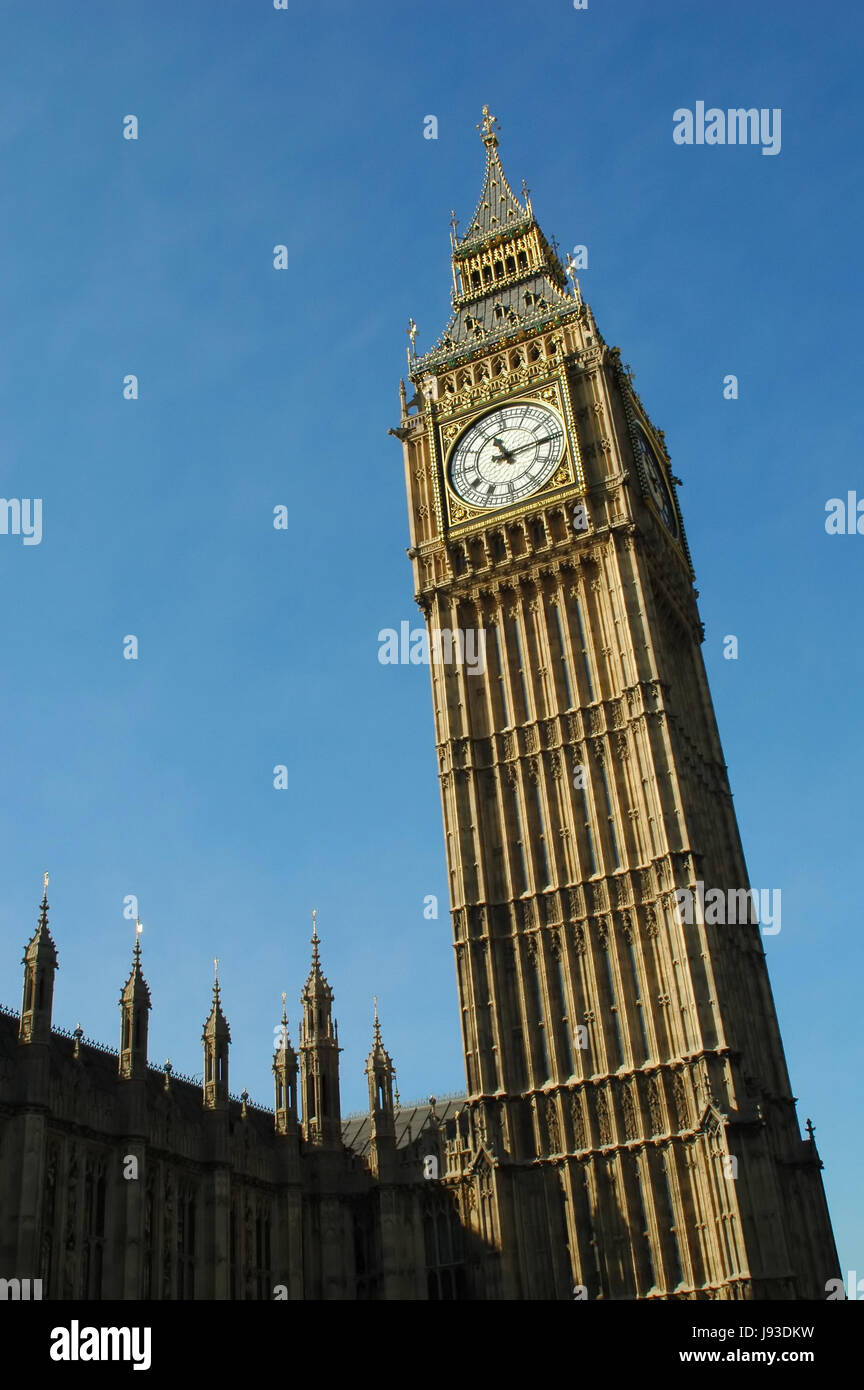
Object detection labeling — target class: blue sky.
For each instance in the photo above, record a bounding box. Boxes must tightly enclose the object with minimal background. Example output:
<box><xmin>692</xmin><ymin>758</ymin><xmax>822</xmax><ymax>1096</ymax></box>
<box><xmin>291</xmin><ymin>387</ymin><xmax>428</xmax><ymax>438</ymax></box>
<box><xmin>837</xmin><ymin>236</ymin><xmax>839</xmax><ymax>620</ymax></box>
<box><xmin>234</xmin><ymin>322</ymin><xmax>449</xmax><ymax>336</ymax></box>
<box><xmin>0</xmin><ymin>0</ymin><xmax>860</xmax><ymax>1275</ymax></box>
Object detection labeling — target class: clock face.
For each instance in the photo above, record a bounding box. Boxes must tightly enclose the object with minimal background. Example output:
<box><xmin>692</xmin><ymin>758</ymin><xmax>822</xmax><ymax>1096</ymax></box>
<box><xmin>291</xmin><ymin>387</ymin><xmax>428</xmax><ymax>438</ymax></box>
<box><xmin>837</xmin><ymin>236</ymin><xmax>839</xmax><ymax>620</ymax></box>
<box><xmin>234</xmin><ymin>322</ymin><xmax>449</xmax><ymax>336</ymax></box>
<box><xmin>449</xmin><ymin>402</ymin><xmax>565</xmax><ymax>510</ymax></box>
<box><xmin>634</xmin><ymin>422</ymin><xmax>677</xmax><ymax>536</ymax></box>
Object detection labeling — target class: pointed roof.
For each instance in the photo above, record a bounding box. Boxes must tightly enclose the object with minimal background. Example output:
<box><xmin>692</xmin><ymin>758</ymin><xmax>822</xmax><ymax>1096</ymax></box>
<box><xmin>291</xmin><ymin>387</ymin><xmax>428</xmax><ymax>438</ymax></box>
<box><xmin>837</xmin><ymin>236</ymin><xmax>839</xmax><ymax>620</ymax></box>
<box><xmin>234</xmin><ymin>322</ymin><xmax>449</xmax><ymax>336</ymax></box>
<box><xmin>274</xmin><ymin>991</ymin><xmax>297</xmax><ymax>1061</ymax></box>
<box><xmin>302</xmin><ymin>909</ymin><xmax>333</xmax><ymax>1001</ymax></box>
<box><xmin>461</xmin><ymin>105</ymin><xmax>536</xmax><ymax>250</ymax></box>
<box><xmin>23</xmin><ymin>873</ymin><xmax>58</xmax><ymax>967</ymax></box>
<box><xmin>366</xmin><ymin>996</ymin><xmax>394</xmax><ymax>1072</ymax></box>
<box><xmin>120</xmin><ymin>932</ymin><xmax>151</xmax><ymax>1007</ymax></box>
<box><xmin>457</xmin><ymin>106</ymin><xmax>531</xmax><ymax>249</ymax></box>
<box><xmin>203</xmin><ymin>959</ymin><xmax>231</xmax><ymax>1040</ymax></box>
<box><xmin>413</xmin><ymin>108</ymin><xmax>578</xmax><ymax>372</ymax></box>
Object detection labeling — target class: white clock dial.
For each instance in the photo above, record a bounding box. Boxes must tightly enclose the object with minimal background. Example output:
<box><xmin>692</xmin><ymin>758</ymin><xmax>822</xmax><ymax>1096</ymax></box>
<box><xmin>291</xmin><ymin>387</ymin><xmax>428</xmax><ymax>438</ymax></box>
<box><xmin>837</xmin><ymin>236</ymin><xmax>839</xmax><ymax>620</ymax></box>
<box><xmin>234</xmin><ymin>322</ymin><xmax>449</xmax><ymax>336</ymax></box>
<box><xmin>449</xmin><ymin>403</ymin><xmax>565</xmax><ymax>509</ymax></box>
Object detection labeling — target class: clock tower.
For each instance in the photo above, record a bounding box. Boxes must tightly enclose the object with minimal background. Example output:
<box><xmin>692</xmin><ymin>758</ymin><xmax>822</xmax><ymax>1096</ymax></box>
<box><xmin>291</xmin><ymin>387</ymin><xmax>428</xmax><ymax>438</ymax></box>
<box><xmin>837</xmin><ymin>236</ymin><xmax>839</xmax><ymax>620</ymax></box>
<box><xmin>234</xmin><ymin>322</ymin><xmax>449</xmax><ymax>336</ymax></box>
<box><xmin>394</xmin><ymin>108</ymin><xmax>839</xmax><ymax>1299</ymax></box>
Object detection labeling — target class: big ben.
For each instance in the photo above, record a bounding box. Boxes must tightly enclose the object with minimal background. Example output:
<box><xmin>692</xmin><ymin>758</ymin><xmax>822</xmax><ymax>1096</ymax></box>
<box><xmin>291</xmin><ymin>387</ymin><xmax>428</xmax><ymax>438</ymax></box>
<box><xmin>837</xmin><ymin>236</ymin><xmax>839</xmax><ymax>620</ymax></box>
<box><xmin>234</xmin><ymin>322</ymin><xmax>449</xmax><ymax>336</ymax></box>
<box><xmin>394</xmin><ymin>108</ymin><xmax>840</xmax><ymax>1299</ymax></box>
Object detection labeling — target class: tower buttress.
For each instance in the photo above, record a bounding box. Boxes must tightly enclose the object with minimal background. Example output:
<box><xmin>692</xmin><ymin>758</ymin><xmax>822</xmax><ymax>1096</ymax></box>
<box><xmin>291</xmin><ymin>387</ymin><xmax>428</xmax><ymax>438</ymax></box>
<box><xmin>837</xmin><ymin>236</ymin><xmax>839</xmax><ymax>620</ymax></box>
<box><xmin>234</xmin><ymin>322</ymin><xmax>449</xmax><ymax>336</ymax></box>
<box><xmin>19</xmin><ymin>874</ymin><xmax>58</xmax><ymax>1046</ymax></box>
<box><xmin>119</xmin><ymin>923</ymin><xmax>151</xmax><ymax>1079</ymax></box>
<box><xmin>298</xmin><ymin>912</ymin><xmax>342</xmax><ymax>1146</ymax></box>
<box><xmin>273</xmin><ymin>992</ymin><xmax>299</xmax><ymax>1135</ymax></box>
<box><xmin>202</xmin><ymin>960</ymin><xmax>230</xmax><ymax>1110</ymax></box>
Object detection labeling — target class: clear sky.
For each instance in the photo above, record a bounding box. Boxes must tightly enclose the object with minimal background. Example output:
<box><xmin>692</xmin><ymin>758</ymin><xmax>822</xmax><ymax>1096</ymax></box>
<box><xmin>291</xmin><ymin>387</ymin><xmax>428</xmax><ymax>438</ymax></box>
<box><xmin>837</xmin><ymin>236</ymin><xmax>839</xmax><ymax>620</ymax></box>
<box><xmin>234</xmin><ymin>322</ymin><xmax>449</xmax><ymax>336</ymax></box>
<box><xmin>0</xmin><ymin>0</ymin><xmax>860</xmax><ymax>1277</ymax></box>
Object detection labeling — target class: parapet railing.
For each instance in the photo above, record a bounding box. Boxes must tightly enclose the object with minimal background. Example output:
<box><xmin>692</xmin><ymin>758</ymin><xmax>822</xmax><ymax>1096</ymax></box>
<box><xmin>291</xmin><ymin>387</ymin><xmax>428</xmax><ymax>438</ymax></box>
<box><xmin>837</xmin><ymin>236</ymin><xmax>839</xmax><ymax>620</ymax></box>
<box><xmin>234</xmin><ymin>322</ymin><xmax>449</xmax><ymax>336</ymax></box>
<box><xmin>1</xmin><ymin>1003</ymin><xmax>268</xmax><ymax>1109</ymax></box>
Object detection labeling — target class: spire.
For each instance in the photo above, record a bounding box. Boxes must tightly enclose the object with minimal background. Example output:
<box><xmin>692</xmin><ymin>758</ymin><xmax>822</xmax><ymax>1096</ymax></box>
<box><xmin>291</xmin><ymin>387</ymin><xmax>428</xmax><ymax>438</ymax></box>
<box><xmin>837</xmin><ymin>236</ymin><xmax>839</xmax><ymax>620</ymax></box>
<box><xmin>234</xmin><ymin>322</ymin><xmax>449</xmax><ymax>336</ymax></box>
<box><xmin>457</xmin><ymin>106</ymin><xmax>529</xmax><ymax>250</ymax></box>
<box><xmin>304</xmin><ymin>909</ymin><xmax>333</xmax><ymax>1003</ymax></box>
<box><xmin>274</xmin><ymin>990</ymin><xmax>296</xmax><ymax>1059</ymax></box>
<box><xmin>368</xmin><ymin>995</ymin><xmax>393</xmax><ymax>1072</ymax></box>
<box><xmin>30</xmin><ymin>871</ymin><xmax>57</xmax><ymax>956</ymax></box>
<box><xmin>413</xmin><ymin>108</ymin><xmax>577</xmax><ymax>373</ymax></box>
<box><xmin>204</xmin><ymin>956</ymin><xmax>230</xmax><ymax>1037</ymax></box>
<box><xmin>120</xmin><ymin>919</ymin><xmax>151</xmax><ymax>1006</ymax></box>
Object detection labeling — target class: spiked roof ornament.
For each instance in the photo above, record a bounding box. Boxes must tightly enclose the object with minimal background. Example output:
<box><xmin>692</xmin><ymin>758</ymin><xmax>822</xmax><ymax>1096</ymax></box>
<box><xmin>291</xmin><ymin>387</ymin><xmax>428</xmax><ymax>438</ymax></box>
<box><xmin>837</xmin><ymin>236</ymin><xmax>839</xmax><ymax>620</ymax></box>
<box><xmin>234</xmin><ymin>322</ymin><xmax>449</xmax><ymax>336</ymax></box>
<box><xmin>120</xmin><ymin>918</ymin><xmax>151</xmax><ymax>1006</ymax></box>
<box><xmin>274</xmin><ymin>990</ymin><xmax>296</xmax><ymax>1058</ymax></box>
<box><xmin>23</xmin><ymin>870</ymin><xmax>58</xmax><ymax>966</ymax></box>
<box><xmin>203</xmin><ymin>956</ymin><xmax>230</xmax><ymax>1039</ymax></box>
<box><xmin>366</xmin><ymin>995</ymin><xmax>394</xmax><ymax>1071</ymax></box>
<box><xmin>304</xmin><ymin>909</ymin><xmax>333</xmax><ymax>999</ymax></box>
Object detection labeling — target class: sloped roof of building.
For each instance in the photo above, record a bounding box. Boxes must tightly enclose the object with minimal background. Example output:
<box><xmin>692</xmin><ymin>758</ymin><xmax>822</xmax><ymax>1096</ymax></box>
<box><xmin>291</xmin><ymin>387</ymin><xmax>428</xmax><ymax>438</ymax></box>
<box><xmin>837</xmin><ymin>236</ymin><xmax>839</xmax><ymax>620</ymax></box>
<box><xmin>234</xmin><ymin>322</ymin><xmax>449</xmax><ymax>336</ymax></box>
<box><xmin>342</xmin><ymin>1095</ymin><xmax>465</xmax><ymax>1157</ymax></box>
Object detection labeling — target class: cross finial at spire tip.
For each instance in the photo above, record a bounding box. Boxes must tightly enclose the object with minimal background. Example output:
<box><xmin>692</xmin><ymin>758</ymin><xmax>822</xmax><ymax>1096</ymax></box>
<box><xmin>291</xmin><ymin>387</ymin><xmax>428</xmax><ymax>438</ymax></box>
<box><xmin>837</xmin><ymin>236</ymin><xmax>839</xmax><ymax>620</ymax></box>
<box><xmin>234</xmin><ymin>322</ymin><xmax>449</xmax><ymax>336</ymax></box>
<box><xmin>477</xmin><ymin>104</ymin><xmax>500</xmax><ymax>149</ymax></box>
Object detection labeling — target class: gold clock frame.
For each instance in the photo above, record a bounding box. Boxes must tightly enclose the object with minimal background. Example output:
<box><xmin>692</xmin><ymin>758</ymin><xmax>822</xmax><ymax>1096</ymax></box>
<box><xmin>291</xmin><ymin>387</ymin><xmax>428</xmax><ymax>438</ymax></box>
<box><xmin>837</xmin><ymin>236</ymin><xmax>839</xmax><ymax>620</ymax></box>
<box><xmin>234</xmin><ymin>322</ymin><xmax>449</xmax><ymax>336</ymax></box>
<box><xmin>429</xmin><ymin>375</ymin><xmax>585</xmax><ymax>536</ymax></box>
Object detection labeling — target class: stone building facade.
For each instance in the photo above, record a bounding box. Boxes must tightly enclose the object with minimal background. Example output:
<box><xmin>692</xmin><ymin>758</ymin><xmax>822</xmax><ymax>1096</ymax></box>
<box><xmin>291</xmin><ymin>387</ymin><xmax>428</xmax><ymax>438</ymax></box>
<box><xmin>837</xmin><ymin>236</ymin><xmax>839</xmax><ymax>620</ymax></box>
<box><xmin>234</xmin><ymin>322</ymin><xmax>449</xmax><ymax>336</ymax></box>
<box><xmin>0</xmin><ymin>895</ymin><xmax>471</xmax><ymax>1300</ymax></box>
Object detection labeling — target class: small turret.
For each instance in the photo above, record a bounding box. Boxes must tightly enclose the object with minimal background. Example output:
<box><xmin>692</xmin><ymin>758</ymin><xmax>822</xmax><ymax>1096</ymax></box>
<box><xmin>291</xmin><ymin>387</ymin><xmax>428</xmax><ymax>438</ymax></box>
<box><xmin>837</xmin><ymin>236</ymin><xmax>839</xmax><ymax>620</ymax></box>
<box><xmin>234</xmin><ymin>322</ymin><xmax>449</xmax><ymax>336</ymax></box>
<box><xmin>118</xmin><ymin>921</ymin><xmax>151</xmax><ymax>1079</ymax></box>
<box><xmin>19</xmin><ymin>873</ymin><xmax>58</xmax><ymax>1046</ymax></box>
<box><xmin>202</xmin><ymin>959</ymin><xmax>230</xmax><ymax>1110</ymax></box>
<box><xmin>365</xmin><ymin>998</ymin><xmax>397</xmax><ymax>1178</ymax></box>
<box><xmin>366</xmin><ymin>997</ymin><xmax>396</xmax><ymax>1134</ymax></box>
<box><xmin>298</xmin><ymin>910</ymin><xmax>342</xmax><ymax>1146</ymax></box>
<box><xmin>273</xmin><ymin>992</ymin><xmax>299</xmax><ymax>1134</ymax></box>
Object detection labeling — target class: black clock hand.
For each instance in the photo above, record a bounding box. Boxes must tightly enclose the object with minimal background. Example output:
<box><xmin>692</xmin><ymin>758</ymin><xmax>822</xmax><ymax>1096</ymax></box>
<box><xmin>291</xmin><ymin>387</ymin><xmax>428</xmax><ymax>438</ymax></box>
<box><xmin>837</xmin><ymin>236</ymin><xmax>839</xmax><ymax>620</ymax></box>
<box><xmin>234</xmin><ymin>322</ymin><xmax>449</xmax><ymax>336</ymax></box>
<box><xmin>488</xmin><ymin>435</ymin><xmax>557</xmax><ymax>460</ymax></box>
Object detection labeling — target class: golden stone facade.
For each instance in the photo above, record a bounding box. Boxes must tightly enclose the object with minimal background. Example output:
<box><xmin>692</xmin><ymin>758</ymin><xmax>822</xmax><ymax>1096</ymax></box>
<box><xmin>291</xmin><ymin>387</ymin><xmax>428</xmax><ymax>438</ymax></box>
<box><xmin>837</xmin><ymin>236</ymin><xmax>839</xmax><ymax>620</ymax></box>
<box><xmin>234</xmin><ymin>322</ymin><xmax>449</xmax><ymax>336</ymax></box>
<box><xmin>394</xmin><ymin>108</ymin><xmax>840</xmax><ymax>1299</ymax></box>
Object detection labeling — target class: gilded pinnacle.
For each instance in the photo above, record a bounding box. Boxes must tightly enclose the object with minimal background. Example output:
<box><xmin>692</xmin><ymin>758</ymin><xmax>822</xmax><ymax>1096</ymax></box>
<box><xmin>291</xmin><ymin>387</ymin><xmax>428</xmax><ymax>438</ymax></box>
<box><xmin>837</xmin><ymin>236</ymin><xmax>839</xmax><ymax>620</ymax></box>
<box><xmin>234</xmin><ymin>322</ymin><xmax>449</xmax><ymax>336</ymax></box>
<box><xmin>38</xmin><ymin>872</ymin><xmax>50</xmax><ymax>928</ymax></box>
<box><xmin>310</xmin><ymin>908</ymin><xmax>320</xmax><ymax>966</ymax></box>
